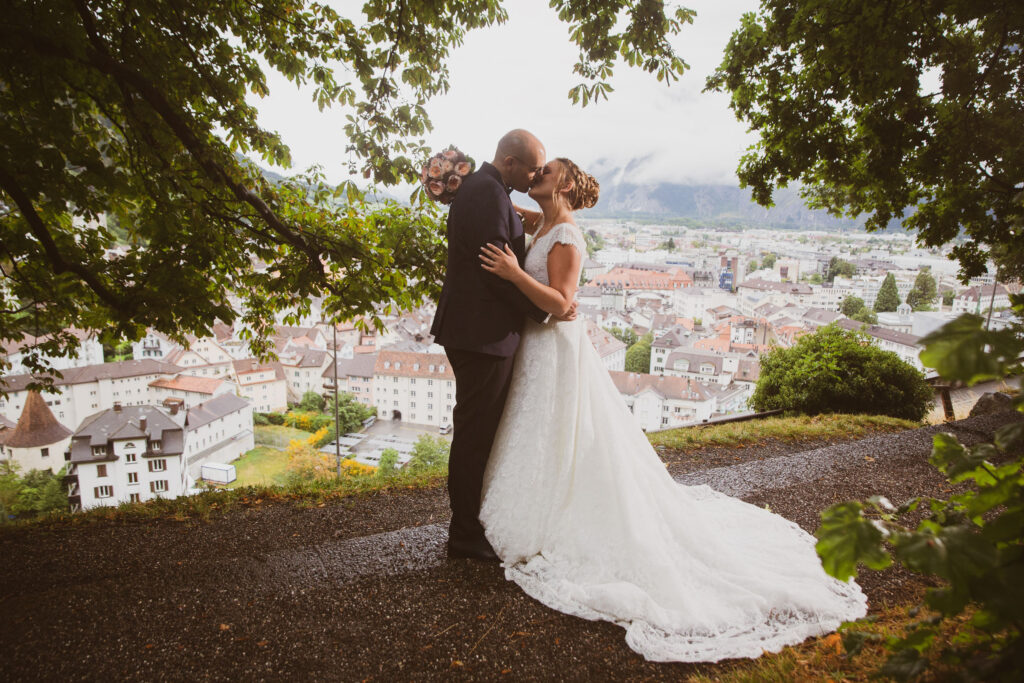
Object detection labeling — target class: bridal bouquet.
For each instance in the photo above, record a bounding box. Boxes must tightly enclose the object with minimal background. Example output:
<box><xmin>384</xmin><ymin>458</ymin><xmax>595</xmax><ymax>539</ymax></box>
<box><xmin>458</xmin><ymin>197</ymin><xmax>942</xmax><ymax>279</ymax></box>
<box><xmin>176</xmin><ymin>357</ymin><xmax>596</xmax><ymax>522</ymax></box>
<box><xmin>420</xmin><ymin>146</ymin><xmax>474</xmax><ymax>204</ymax></box>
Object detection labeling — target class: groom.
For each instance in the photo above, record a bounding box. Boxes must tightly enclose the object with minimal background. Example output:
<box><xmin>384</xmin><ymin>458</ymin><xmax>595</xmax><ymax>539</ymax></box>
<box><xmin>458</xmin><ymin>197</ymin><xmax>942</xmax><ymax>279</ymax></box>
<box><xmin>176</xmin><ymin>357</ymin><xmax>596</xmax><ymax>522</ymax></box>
<box><xmin>431</xmin><ymin>129</ymin><xmax>567</xmax><ymax>560</ymax></box>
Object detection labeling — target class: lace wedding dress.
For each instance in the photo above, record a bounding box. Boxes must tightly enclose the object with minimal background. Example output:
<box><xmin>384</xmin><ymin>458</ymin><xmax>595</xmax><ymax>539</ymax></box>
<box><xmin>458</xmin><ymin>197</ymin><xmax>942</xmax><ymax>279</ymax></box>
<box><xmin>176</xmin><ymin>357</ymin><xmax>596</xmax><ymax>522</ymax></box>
<box><xmin>479</xmin><ymin>222</ymin><xmax>867</xmax><ymax>662</ymax></box>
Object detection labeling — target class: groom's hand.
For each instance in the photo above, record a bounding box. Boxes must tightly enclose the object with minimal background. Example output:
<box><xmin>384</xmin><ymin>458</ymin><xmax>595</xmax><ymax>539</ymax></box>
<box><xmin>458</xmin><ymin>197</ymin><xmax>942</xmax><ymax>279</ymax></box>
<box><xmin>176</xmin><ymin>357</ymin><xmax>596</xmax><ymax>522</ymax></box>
<box><xmin>552</xmin><ymin>300</ymin><xmax>578</xmax><ymax>322</ymax></box>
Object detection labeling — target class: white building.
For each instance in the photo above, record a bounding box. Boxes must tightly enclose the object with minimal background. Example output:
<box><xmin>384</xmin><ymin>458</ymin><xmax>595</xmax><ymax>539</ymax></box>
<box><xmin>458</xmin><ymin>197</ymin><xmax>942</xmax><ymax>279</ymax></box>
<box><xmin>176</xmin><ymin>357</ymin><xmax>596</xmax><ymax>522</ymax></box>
<box><xmin>230</xmin><ymin>359</ymin><xmax>288</xmax><ymax>413</ymax></box>
<box><xmin>69</xmin><ymin>403</ymin><xmax>189</xmax><ymax>511</ymax></box>
<box><xmin>609</xmin><ymin>372</ymin><xmax>717</xmax><ymax>431</ymax></box>
<box><xmin>0</xmin><ymin>391</ymin><xmax>72</xmax><ymax>474</ymax></box>
<box><xmin>952</xmin><ymin>284</ymin><xmax>1011</xmax><ymax>315</ymax></box>
<box><xmin>373</xmin><ymin>350</ymin><xmax>455</xmax><ymax>428</ymax></box>
<box><xmin>180</xmin><ymin>393</ymin><xmax>254</xmax><ymax>479</ymax></box>
<box><xmin>324</xmin><ymin>354</ymin><xmax>377</xmax><ymax>409</ymax></box>
<box><xmin>280</xmin><ymin>349</ymin><xmax>332</xmax><ymax>402</ymax></box>
<box><xmin>836</xmin><ymin>319</ymin><xmax>924</xmax><ymax>370</ymax></box>
<box><xmin>0</xmin><ymin>359</ymin><xmax>184</xmax><ymax>432</ymax></box>
<box><xmin>585</xmin><ymin>321</ymin><xmax>627</xmax><ymax>372</ymax></box>
<box><xmin>2</xmin><ymin>329</ymin><xmax>105</xmax><ymax>375</ymax></box>
<box><xmin>69</xmin><ymin>394</ymin><xmax>253</xmax><ymax>511</ymax></box>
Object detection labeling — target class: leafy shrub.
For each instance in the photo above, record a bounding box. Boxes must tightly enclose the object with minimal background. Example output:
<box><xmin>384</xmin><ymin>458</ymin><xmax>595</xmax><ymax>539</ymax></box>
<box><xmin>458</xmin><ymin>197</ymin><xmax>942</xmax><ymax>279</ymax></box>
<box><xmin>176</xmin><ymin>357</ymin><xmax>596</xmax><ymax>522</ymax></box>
<box><xmin>376</xmin><ymin>448</ymin><xmax>399</xmax><ymax>479</ymax></box>
<box><xmin>751</xmin><ymin>324</ymin><xmax>933</xmax><ymax>421</ymax></box>
<box><xmin>0</xmin><ymin>463</ymin><xmax>68</xmax><ymax>519</ymax></box>
<box><xmin>816</xmin><ymin>305</ymin><xmax>1024</xmax><ymax>680</ymax></box>
<box><xmin>298</xmin><ymin>390</ymin><xmax>326</xmax><ymax>413</ymax></box>
<box><xmin>265</xmin><ymin>412</ymin><xmax>285</xmax><ymax>425</ymax></box>
<box><xmin>253</xmin><ymin>412</ymin><xmax>270</xmax><ymax>426</ymax></box>
<box><xmin>407</xmin><ymin>435</ymin><xmax>450</xmax><ymax>472</ymax></box>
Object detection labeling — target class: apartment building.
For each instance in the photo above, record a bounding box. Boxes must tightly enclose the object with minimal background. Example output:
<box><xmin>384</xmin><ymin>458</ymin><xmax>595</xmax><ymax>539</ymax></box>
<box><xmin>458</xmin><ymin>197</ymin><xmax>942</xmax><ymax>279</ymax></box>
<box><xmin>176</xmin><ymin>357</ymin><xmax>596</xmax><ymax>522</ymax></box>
<box><xmin>373</xmin><ymin>350</ymin><xmax>455</xmax><ymax>428</ymax></box>
<box><xmin>0</xmin><ymin>359</ymin><xmax>184</xmax><ymax>431</ymax></box>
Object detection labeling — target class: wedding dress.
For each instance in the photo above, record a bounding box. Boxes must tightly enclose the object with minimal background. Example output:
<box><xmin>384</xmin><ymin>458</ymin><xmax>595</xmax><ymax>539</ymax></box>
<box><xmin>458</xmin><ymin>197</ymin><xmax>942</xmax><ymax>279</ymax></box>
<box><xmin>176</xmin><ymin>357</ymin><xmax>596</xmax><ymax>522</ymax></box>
<box><xmin>479</xmin><ymin>222</ymin><xmax>867</xmax><ymax>662</ymax></box>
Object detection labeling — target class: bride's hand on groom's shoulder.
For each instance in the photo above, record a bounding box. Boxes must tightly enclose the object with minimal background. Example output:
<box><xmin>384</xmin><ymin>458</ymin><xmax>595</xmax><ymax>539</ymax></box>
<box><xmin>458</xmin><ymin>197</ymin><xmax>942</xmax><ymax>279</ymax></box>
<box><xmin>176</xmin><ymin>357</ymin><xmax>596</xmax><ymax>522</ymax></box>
<box><xmin>479</xmin><ymin>241</ymin><xmax>522</xmax><ymax>282</ymax></box>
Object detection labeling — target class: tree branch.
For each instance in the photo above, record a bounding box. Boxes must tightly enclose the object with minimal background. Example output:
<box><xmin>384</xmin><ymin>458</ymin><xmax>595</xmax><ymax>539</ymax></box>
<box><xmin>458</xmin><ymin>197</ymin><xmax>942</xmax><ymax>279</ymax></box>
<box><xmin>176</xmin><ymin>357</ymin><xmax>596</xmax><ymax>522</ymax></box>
<box><xmin>0</xmin><ymin>166</ymin><xmax>127</xmax><ymax>310</ymax></box>
<box><xmin>70</xmin><ymin>0</ymin><xmax>337</xmax><ymax>279</ymax></box>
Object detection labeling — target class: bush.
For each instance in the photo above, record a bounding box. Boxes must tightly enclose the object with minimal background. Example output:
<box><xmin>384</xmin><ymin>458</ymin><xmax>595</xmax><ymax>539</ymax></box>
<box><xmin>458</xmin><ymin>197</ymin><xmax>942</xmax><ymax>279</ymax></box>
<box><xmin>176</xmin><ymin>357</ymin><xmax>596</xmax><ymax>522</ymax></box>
<box><xmin>408</xmin><ymin>435</ymin><xmax>450</xmax><ymax>472</ymax></box>
<box><xmin>265</xmin><ymin>412</ymin><xmax>285</xmax><ymax>425</ymax></box>
<box><xmin>298</xmin><ymin>390</ymin><xmax>326</xmax><ymax>413</ymax></box>
<box><xmin>377</xmin><ymin>448</ymin><xmax>399</xmax><ymax>479</ymax></box>
<box><xmin>0</xmin><ymin>463</ymin><xmax>68</xmax><ymax>519</ymax></box>
<box><xmin>253</xmin><ymin>412</ymin><xmax>270</xmax><ymax>426</ymax></box>
<box><xmin>751</xmin><ymin>324</ymin><xmax>932</xmax><ymax>421</ymax></box>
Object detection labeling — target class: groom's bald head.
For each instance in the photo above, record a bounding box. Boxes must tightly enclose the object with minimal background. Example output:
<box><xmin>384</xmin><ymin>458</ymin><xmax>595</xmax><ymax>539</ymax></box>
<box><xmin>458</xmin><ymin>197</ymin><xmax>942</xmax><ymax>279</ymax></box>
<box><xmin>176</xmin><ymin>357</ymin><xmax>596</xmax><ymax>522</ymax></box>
<box><xmin>493</xmin><ymin>129</ymin><xmax>545</xmax><ymax>193</ymax></box>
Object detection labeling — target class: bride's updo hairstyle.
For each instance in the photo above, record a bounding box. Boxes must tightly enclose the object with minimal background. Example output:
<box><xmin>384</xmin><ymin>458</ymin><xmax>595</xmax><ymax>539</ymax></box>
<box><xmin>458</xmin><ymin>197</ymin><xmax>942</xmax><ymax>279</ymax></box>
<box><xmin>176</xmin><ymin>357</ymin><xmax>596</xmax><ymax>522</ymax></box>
<box><xmin>552</xmin><ymin>158</ymin><xmax>600</xmax><ymax>211</ymax></box>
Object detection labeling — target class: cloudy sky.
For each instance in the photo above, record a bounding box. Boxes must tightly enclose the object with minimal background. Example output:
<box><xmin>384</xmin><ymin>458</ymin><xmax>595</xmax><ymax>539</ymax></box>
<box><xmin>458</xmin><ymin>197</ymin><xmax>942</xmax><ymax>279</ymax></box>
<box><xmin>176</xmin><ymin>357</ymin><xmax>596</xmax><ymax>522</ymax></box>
<box><xmin>252</xmin><ymin>0</ymin><xmax>759</xmax><ymax>187</ymax></box>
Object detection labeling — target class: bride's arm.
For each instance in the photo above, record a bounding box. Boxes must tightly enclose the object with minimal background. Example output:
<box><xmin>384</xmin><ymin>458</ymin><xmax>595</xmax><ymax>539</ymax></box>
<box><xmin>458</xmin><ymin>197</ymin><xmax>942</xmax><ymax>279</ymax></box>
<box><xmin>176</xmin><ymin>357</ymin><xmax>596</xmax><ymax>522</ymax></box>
<box><xmin>479</xmin><ymin>242</ymin><xmax>580</xmax><ymax>318</ymax></box>
<box><xmin>513</xmin><ymin>205</ymin><xmax>542</xmax><ymax>235</ymax></box>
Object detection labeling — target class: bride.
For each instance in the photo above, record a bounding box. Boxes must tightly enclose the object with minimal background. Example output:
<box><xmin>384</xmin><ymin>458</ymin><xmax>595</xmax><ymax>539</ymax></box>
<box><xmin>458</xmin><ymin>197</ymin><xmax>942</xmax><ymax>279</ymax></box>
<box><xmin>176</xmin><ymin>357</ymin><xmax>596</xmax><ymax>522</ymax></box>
<box><xmin>477</xmin><ymin>157</ymin><xmax>867</xmax><ymax>663</ymax></box>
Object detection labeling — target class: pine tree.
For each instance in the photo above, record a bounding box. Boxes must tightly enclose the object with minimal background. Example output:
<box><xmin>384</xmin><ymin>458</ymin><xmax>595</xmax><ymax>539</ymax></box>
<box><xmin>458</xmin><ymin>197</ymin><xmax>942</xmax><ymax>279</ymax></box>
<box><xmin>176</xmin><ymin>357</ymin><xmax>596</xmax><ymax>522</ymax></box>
<box><xmin>874</xmin><ymin>273</ymin><xmax>901</xmax><ymax>312</ymax></box>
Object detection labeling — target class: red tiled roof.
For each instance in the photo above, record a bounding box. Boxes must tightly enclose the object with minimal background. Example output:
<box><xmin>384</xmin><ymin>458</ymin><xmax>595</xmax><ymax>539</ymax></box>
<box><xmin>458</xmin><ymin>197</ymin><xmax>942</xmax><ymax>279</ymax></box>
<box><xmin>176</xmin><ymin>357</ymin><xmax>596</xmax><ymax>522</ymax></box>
<box><xmin>374</xmin><ymin>350</ymin><xmax>454</xmax><ymax>379</ymax></box>
<box><xmin>149</xmin><ymin>375</ymin><xmax>225</xmax><ymax>394</ymax></box>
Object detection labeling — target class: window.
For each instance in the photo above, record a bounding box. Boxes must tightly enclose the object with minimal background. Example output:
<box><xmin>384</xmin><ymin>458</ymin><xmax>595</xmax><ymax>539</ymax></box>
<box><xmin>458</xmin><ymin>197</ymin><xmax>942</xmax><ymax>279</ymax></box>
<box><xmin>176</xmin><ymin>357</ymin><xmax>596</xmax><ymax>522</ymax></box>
<box><xmin>427</xmin><ymin>379</ymin><xmax>433</xmax><ymax>386</ymax></box>
<box><xmin>148</xmin><ymin>459</ymin><xmax>166</xmax><ymax>472</ymax></box>
<box><xmin>127</xmin><ymin>472</ymin><xmax>138</xmax><ymax>484</ymax></box>
<box><xmin>124</xmin><ymin>442</ymin><xmax>136</xmax><ymax>451</ymax></box>
<box><xmin>97</xmin><ymin>464</ymin><xmax>108</xmax><ymax>477</ymax></box>
<box><xmin>92</xmin><ymin>446</ymin><xmax>106</xmax><ymax>456</ymax></box>
<box><xmin>150</xmin><ymin>441</ymin><xmax>161</xmax><ymax>452</ymax></box>
<box><xmin>427</xmin><ymin>392</ymin><xmax>433</xmax><ymax>398</ymax></box>
<box><xmin>150</xmin><ymin>480</ymin><xmax>168</xmax><ymax>493</ymax></box>
<box><xmin>41</xmin><ymin>448</ymin><xmax>49</xmax><ymax>458</ymax></box>
<box><xmin>125</xmin><ymin>452</ymin><xmax>136</xmax><ymax>463</ymax></box>
<box><xmin>94</xmin><ymin>485</ymin><xmax>113</xmax><ymax>498</ymax></box>
<box><xmin>129</xmin><ymin>493</ymin><xmax>140</xmax><ymax>503</ymax></box>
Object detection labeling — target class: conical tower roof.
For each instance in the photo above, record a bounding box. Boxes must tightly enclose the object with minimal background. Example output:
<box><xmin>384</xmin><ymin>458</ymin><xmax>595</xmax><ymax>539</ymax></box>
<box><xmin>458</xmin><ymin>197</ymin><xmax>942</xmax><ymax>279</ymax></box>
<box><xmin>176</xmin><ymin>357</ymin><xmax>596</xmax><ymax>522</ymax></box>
<box><xmin>3</xmin><ymin>391</ymin><xmax>72</xmax><ymax>448</ymax></box>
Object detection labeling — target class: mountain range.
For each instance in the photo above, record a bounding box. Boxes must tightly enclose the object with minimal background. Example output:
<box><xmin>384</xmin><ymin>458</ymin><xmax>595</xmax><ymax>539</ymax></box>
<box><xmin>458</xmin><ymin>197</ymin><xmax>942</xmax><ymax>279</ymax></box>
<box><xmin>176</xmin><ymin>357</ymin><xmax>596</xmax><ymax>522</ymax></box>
<box><xmin>585</xmin><ymin>158</ymin><xmax>867</xmax><ymax>230</ymax></box>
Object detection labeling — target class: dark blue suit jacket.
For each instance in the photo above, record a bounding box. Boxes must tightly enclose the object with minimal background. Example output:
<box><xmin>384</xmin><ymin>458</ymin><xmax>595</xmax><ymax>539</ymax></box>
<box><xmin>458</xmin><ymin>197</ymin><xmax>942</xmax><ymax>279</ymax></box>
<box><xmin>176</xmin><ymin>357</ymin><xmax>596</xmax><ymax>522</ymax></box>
<box><xmin>430</xmin><ymin>162</ymin><xmax>548</xmax><ymax>356</ymax></box>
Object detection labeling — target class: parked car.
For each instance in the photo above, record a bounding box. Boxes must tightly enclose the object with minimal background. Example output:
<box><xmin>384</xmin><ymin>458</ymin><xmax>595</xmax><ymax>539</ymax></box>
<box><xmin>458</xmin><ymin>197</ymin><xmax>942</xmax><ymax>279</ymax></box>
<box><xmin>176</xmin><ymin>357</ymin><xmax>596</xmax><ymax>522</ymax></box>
<box><xmin>438</xmin><ymin>423</ymin><xmax>452</xmax><ymax>435</ymax></box>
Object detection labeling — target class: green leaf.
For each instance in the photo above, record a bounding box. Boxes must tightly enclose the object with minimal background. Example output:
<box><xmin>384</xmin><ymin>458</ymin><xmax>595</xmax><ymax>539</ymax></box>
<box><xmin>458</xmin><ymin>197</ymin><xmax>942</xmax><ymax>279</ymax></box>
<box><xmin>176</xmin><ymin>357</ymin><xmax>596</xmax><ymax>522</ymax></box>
<box><xmin>879</xmin><ymin>647</ymin><xmax>929</xmax><ymax>681</ymax></box>
<box><xmin>995</xmin><ymin>422</ymin><xmax>1024</xmax><ymax>452</ymax></box>
<box><xmin>816</xmin><ymin>502</ymin><xmax>892</xmax><ymax>581</ymax></box>
<box><xmin>918</xmin><ymin>315</ymin><xmax>1024</xmax><ymax>385</ymax></box>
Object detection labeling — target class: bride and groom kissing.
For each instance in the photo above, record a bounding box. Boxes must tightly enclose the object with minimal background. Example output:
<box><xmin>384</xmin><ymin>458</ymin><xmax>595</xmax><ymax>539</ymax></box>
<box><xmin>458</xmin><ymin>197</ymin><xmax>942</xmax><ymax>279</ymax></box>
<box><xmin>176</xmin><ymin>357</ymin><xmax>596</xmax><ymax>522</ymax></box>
<box><xmin>428</xmin><ymin>129</ymin><xmax>866</xmax><ymax>662</ymax></box>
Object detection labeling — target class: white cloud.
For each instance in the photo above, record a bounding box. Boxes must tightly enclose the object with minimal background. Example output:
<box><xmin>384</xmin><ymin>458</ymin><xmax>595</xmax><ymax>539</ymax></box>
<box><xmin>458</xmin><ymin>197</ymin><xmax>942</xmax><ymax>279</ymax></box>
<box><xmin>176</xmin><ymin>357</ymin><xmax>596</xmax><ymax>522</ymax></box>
<box><xmin>250</xmin><ymin>1</ymin><xmax>759</xmax><ymax>187</ymax></box>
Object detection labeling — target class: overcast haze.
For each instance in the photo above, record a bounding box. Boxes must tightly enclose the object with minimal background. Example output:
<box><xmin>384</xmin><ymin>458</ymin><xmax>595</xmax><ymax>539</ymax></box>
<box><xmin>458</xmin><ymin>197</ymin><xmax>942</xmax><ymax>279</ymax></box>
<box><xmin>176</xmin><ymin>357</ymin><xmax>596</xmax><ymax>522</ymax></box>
<box><xmin>252</xmin><ymin>1</ymin><xmax>759</xmax><ymax>187</ymax></box>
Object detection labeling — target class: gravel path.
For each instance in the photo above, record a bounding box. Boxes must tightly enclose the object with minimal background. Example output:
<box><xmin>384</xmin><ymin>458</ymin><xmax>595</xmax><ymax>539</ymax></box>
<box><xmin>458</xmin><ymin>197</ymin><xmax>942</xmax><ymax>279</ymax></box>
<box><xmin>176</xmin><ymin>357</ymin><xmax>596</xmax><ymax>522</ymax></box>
<box><xmin>1</xmin><ymin>412</ymin><xmax>1018</xmax><ymax>681</ymax></box>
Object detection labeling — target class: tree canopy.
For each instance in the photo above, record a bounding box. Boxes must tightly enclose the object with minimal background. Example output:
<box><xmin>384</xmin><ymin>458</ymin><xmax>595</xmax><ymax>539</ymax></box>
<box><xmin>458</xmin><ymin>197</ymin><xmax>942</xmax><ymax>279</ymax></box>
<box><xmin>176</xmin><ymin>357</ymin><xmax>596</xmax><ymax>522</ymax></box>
<box><xmin>708</xmin><ymin>1</ymin><xmax>1024</xmax><ymax>281</ymax></box>
<box><xmin>0</xmin><ymin>0</ymin><xmax>693</xmax><ymax>385</ymax></box>
<box><xmin>825</xmin><ymin>257</ymin><xmax>855</xmax><ymax>283</ymax></box>
<box><xmin>625</xmin><ymin>331</ymin><xmax>654</xmax><ymax>374</ymax></box>
<box><xmin>907</xmin><ymin>269</ymin><xmax>938</xmax><ymax>311</ymax></box>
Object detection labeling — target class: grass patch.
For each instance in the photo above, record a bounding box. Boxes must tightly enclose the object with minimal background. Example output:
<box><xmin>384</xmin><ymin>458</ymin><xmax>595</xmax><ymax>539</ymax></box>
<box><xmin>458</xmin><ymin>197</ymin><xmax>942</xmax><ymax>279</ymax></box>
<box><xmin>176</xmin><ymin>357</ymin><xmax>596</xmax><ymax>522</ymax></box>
<box><xmin>688</xmin><ymin>594</ymin><xmax>975</xmax><ymax>683</ymax></box>
<box><xmin>254</xmin><ymin>424</ymin><xmax>313</xmax><ymax>446</ymax></box>
<box><xmin>648</xmin><ymin>413</ymin><xmax>919</xmax><ymax>451</ymax></box>
<box><xmin>1</xmin><ymin>464</ymin><xmax>448</xmax><ymax>532</ymax></box>
<box><xmin>3</xmin><ymin>413</ymin><xmax>919</xmax><ymax>531</ymax></box>
<box><xmin>229</xmin><ymin>446</ymin><xmax>289</xmax><ymax>488</ymax></box>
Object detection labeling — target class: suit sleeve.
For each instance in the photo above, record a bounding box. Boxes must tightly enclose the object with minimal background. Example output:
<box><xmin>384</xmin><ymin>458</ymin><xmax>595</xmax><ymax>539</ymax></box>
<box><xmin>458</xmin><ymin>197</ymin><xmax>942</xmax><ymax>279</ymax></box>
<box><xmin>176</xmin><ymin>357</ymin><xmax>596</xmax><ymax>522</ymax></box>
<box><xmin>463</xmin><ymin>186</ymin><xmax>548</xmax><ymax>324</ymax></box>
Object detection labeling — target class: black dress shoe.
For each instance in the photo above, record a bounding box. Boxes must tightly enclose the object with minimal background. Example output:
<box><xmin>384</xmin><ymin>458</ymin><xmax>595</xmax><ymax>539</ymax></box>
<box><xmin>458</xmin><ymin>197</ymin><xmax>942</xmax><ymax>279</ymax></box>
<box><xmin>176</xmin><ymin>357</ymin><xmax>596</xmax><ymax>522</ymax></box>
<box><xmin>447</xmin><ymin>536</ymin><xmax>500</xmax><ymax>562</ymax></box>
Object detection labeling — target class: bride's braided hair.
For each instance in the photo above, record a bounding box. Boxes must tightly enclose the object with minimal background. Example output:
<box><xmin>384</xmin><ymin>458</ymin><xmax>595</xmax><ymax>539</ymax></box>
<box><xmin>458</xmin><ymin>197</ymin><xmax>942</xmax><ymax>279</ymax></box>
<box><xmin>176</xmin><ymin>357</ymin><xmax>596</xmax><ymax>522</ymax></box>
<box><xmin>553</xmin><ymin>157</ymin><xmax>600</xmax><ymax>211</ymax></box>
